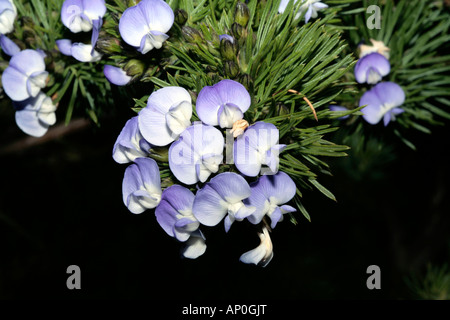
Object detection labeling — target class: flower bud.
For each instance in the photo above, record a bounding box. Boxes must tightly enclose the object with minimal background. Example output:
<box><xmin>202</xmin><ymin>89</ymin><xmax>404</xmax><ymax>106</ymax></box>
<box><xmin>231</xmin><ymin>22</ymin><xmax>244</xmax><ymax>40</ymax></box>
<box><xmin>96</xmin><ymin>36</ymin><xmax>122</xmax><ymax>55</ymax></box>
<box><xmin>175</xmin><ymin>9</ymin><xmax>188</xmax><ymax>25</ymax></box>
<box><xmin>220</xmin><ymin>36</ymin><xmax>237</xmax><ymax>60</ymax></box>
<box><xmin>182</xmin><ymin>26</ymin><xmax>203</xmax><ymax>43</ymax></box>
<box><xmin>235</xmin><ymin>2</ymin><xmax>250</xmax><ymax>27</ymax></box>
<box><xmin>276</xmin><ymin>103</ymin><xmax>290</xmax><ymax>116</ymax></box>
<box><xmin>224</xmin><ymin>60</ymin><xmax>239</xmax><ymax>78</ymax></box>
<box><xmin>123</xmin><ymin>59</ymin><xmax>146</xmax><ymax>77</ymax></box>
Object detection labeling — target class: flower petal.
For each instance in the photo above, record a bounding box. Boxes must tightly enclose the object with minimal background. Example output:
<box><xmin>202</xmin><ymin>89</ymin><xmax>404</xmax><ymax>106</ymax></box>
<box><xmin>0</xmin><ymin>35</ymin><xmax>20</xmax><ymax>56</ymax></box>
<box><xmin>82</xmin><ymin>0</ymin><xmax>106</xmax><ymax>21</ymax></box>
<box><xmin>354</xmin><ymin>53</ymin><xmax>390</xmax><ymax>84</ymax></box>
<box><xmin>2</xmin><ymin>65</ymin><xmax>28</xmax><ymax>101</ymax></box>
<box><xmin>138</xmin><ymin>0</ymin><xmax>174</xmax><ymax>34</ymax></box>
<box><xmin>71</xmin><ymin>43</ymin><xmax>102</xmax><ymax>62</ymax></box>
<box><xmin>182</xmin><ymin>232</ymin><xmax>207</xmax><ymax>259</ymax></box>
<box><xmin>359</xmin><ymin>89</ymin><xmax>383</xmax><ymax>125</ymax></box>
<box><xmin>208</xmin><ymin>172</ymin><xmax>251</xmax><ymax>204</ymax></box>
<box><xmin>373</xmin><ymin>81</ymin><xmax>405</xmax><ymax>107</ymax></box>
<box><xmin>9</xmin><ymin>49</ymin><xmax>45</xmax><ymax>76</ymax></box>
<box><xmin>192</xmin><ymin>184</ymin><xmax>228</xmax><ymax>226</ymax></box>
<box><xmin>119</xmin><ymin>4</ymin><xmax>150</xmax><ymax>48</ymax></box>
<box><xmin>56</xmin><ymin>39</ymin><xmax>73</xmax><ymax>56</ymax></box>
<box><xmin>113</xmin><ymin>116</ymin><xmax>150</xmax><ymax>164</ymax></box>
<box><xmin>104</xmin><ymin>65</ymin><xmax>131</xmax><ymax>86</ymax></box>
<box><xmin>14</xmin><ymin>93</ymin><xmax>50</xmax><ymax>137</ymax></box>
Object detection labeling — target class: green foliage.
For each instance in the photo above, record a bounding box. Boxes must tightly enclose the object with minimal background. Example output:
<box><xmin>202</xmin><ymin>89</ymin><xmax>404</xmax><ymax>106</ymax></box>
<box><xmin>339</xmin><ymin>0</ymin><xmax>450</xmax><ymax>149</ymax></box>
<box><xmin>405</xmin><ymin>263</ymin><xmax>450</xmax><ymax>300</ymax></box>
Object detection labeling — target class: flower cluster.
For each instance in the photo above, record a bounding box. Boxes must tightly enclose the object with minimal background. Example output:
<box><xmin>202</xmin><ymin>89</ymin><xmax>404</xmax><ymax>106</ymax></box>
<box><xmin>0</xmin><ymin>0</ymin><xmax>56</xmax><ymax>137</ymax></box>
<box><xmin>57</xmin><ymin>0</ymin><xmax>106</xmax><ymax>62</ymax></box>
<box><xmin>278</xmin><ymin>0</ymin><xmax>328</xmax><ymax>24</ymax></box>
<box><xmin>330</xmin><ymin>39</ymin><xmax>406</xmax><ymax>126</ymax></box>
<box><xmin>114</xmin><ymin>77</ymin><xmax>297</xmax><ymax>266</ymax></box>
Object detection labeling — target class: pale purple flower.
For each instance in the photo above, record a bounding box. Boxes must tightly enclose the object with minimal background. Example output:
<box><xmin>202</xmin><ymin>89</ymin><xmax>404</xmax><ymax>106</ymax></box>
<box><xmin>61</xmin><ymin>0</ymin><xmax>106</xmax><ymax>33</ymax></box>
<box><xmin>56</xmin><ymin>38</ymin><xmax>102</xmax><ymax>62</ymax></box>
<box><xmin>0</xmin><ymin>34</ymin><xmax>20</xmax><ymax>56</ymax></box>
<box><xmin>192</xmin><ymin>172</ymin><xmax>256</xmax><ymax>232</ymax></box>
<box><xmin>219</xmin><ymin>34</ymin><xmax>234</xmax><ymax>43</ymax></box>
<box><xmin>113</xmin><ymin>116</ymin><xmax>152</xmax><ymax>164</ymax></box>
<box><xmin>122</xmin><ymin>157</ymin><xmax>162</xmax><ymax>214</ymax></box>
<box><xmin>278</xmin><ymin>0</ymin><xmax>328</xmax><ymax>23</ymax></box>
<box><xmin>104</xmin><ymin>65</ymin><xmax>132</xmax><ymax>86</ymax></box>
<box><xmin>119</xmin><ymin>0</ymin><xmax>174</xmax><ymax>54</ymax></box>
<box><xmin>138</xmin><ymin>86</ymin><xmax>192</xmax><ymax>146</ymax></box>
<box><xmin>14</xmin><ymin>92</ymin><xmax>56</xmax><ymax>137</ymax></box>
<box><xmin>234</xmin><ymin>121</ymin><xmax>286</xmax><ymax>177</ymax></box>
<box><xmin>354</xmin><ymin>52</ymin><xmax>390</xmax><ymax>84</ymax></box>
<box><xmin>359</xmin><ymin>82</ymin><xmax>405</xmax><ymax>126</ymax></box>
<box><xmin>239</xmin><ymin>226</ymin><xmax>273</xmax><ymax>267</ymax></box>
<box><xmin>155</xmin><ymin>185</ymin><xmax>207</xmax><ymax>259</ymax></box>
<box><xmin>168</xmin><ymin>123</ymin><xmax>224</xmax><ymax>185</ymax></box>
<box><xmin>2</xmin><ymin>49</ymin><xmax>48</xmax><ymax>101</ymax></box>
<box><xmin>196</xmin><ymin>79</ymin><xmax>251</xmax><ymax>129</ymax></box>
<box><xmin>0</xmin><ymin>0</ymin><xmax>16</xmax><ymax>35</ymax></box>
<box><xmin>244</xmin><ymin>171</ymin><xmax>297</xmax><ymax>229</ymax></box>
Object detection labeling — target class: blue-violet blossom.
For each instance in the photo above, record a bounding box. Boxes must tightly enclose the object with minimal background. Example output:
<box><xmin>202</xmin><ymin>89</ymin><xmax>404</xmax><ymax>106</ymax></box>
<box><xmin>122</xmin><ymin>157</ymin><xmax>162</xmax><ymax>214</ymax></box>
<box><xmin>192</xmin><ymin>172</ymin><xmax>256</xmax><ymax>232</ymax></box>
<box><xmin>119</xmin><ymin>0</ymin><xmax>174</xmax><ymax>54</ymax></box>
<box><xmin>2</xmin><ymin>49</ymin><xmax>48</xmax><ymax>101</ymax></box>
<box><xmin>234</xmin><ymin>121</ymin><xmax>286</xmax><ymax>177</ymax></box>
<box><xmin>61</xmin><ymin>0</ymin><xmax>106</xmax><ymax>33</ymax></box>
<box><xmin>56</xmin><ymin>39</ymin><xmax>102</xmax><ymax>62</ymax></box>
<box><xmin>244</xmin><ymin>171</ymin><xmax>297</xmax><ymax>229</ymax></box>
<box><xmin>113</xmin><ymin>116</ymin><xmax>151</xmax><ymax>164</ymax></box>
<box><xmin>354</xmin><ymin>52</ymin><xmax>390</xmax><ymax>85</ymax></box>
<box><xmin>103</xmin><ymin>65</ymin><xmax>132</xmax><ymax>86</ymax></box>
<box><xmin>0</xmin><ymin>34</ymin><xmax>19</xmax><ymax>56</ymax></box>
<box><xmin>168</xmin><ymin>123</ymin><xmax>224</xmax><ymax>185</ymax></box>
<box><xmin>359</xmin><ymin>81</ymin><xmax>405</xmax><ymax>126</ymax></box>
<box><xmin>155</xmin><ymin>185</ymin><xmax>206</xmax><ymax>259</ymax></box>
<box><xmin>138</xmin><ymin>86</ymin><xmax>192</xmax><ymax>146</ymax></box>
<box><xmin>196</xmin><ymin>79</ymin><xmax>251</xmax><ymax>129</ymax></box>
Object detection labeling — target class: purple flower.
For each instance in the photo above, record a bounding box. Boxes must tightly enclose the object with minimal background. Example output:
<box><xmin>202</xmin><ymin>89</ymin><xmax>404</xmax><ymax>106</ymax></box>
<box><xmin>0</xmin><ymin>34</ymin><xmax>20</xmax><ymax>56</ymax></box>
<box><xmin>61</xmin><ymin>0</ymin><xmax>106</xmax><ymax>33</ymax></box>
<box><xmin>2</xmin><ymin>49</ymin><xmax>48</xmax><ymax>101</ymax></box>
<box><xmin>239</xmin><ymin>226</ymin><xmax>273</xmax><ymax>267</ymax></box>
<box><xmin>56</xmin><ymin>38</ymin><xmax>102</xmax><ymax>62</ymax></box>
<box><xmin>104</xmin><ymin>65</ymin><xmax>132</xmax><ymax>86</ymax></box>
<box><xmin>155</xmin><ymin>185</ymin><xmax>207</xmax><ymax>259</ymax></box>
<box><xmin>196</xmin><ymin>79</ymin><xmax>251</xmax><ymax>128</ymax></box>
<box><xmin>122</xmin><ymin>157</ymin><xmax>162</xmax><ymax>214</ymax></box>
<box><xmin>119</xmin><ymin>0</ymin><xmax>174</xmax><ymax>54</ymax></box>
<box><xmin>278</xmin><ymin>0</ymin><xmax>328</xmax><ymax>23</ymax></box>
<box><xmin>329</xmin><ymin>105</ymin><xmax>350</xmax><ymax>120</ymax></box>
<box><xmin>14</xmin><ymin>92</ymin><xmax>56</xmax><ymax>137</ymax></box>
<box><xmin>244</xmin><ymin>171</ymin><xmax>297</xmax><ymax>229</ymax></box>
<box><xmin>354</xmin><ymin>52</ymin><xmax>390</xmax><ymax>85</ymax></box>
<box><xmin>168</xmin><ymin>123</ymin><xmax>224</xmax><ymax>185</ymax></box>
<box><xmin>113</xmin><ymin>116</ymin><xmax>151</xmax><ymax>164</ymax></box>
<box><xmin>219</xmin><ymin>34</ymin><xmax>234</xmax><ymax>43</ymax></box>
<box><xmin>359</xmin><ymin>82</ymin><xmax>405</xmax><ymax>126</ymax></box>
<box><xmin>234</xmin><ymin>121</ymin><xmax>286</xmax><ymax>177</ymax></box>
<box><xmin>0</xmin><ymin>0</ymin><xmax>16</xmax><ymax>35</ymax></box>
<box><xmin>138</xmin><ymin>86</ymin><xmax>192</xmax><ymax>146</ymax></box>
<box><xmin>192</xmin><ymin>172</ymin><xmax>256</xmax><ymax>232</ymax></box>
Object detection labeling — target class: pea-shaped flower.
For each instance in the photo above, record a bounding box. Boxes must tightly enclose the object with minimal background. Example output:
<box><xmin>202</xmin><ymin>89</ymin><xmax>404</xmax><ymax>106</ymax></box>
<box><xmin>244</xmin><ymin>171</ymin><xmax>297</xmax><ymax>229</ymax></box>
<box><xmin>278</xmin><ymin>0</ymin><xmax>328</xmax><ymax>24</ymax></box>
<box><xmin>239</xmin><ymin>226</ymin><xmax>273</xmax><ymax>267</ymax></box>
<box><xmin>104</xmin><ymin>65</ymin><xmax>132</xmax><ymax>86</ymax></box>
<box><xmin>138</xmin><ymin>86</ymin><xmax>192</xmax><ymax>147</ymax></box>
<box><xmin>61</xmin><ymin>0</ymin><xmax>106</xmax><ymax>33</ymax></box>
<box><xmin>14</xmin><ymin>92</ymin><xmax>56</xmax><ymax>137</ymax></box>
<box><xmin>192</xmin><ymin>172</ymin><xmax>256</xmax><ymax>232</ymax></box>
<box><xmin>122</xmin><ymin>157</ymin><xmax>162</xmax><ymax>214</ymax></box>
<box><xmin>2</xmin><ymin>49</ymin><xmax>48</xmax><ymax>102</ymax></box>
<box><xmin>354</xmin><ymin>52</ymin><xmax>390</xmax><ymax>85</ymax></box>
<box><xmin>119</xmin><ymin>0</ymin><xmax>174</xmax><ymax>54</ymax></box>
<box><xmin>0</xmin><ymin>0</ymin><xmax>16</xmax><ymax>35</ymax></box>
<box><xmin>169</xmin><ymin>123</ymin><xmax>224</xmax><ymax>185</ymax></box>
<box><xmin>234</xmin><ymin>122</ymin><xmax>286</xmax><ymax>177</ymax></box>
<box><xmin>113</xmin><ymin>116</ymin><xmax>151</xmax><ymax>164</ymax></box>
<box><xmin>196</xmin><ymin>79</ymin><xmax>251</xmax><ymax>129</ymax></box>
<box><xmin>359</xmin><ymin>82</ymin><xmax>405</xmax><ymax>126</ymax></box>
<box><xmin>0</xmin><ymin>34</ymin><xmax>20</xmax><ymax>56</ymax></box>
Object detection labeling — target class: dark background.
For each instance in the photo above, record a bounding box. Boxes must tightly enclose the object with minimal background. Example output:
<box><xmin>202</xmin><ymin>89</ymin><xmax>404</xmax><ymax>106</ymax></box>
<box><xmin>0</xmin><ymin>97</ymin><xmax>449</xmax><ymax>300</ymax></box>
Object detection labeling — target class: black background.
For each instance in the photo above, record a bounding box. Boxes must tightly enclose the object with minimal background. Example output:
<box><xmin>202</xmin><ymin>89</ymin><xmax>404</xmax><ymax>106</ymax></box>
<box><xmin>1</xmin><ymin>98</ymin><xmax>449</xmax><ymax>301</ymax></box>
